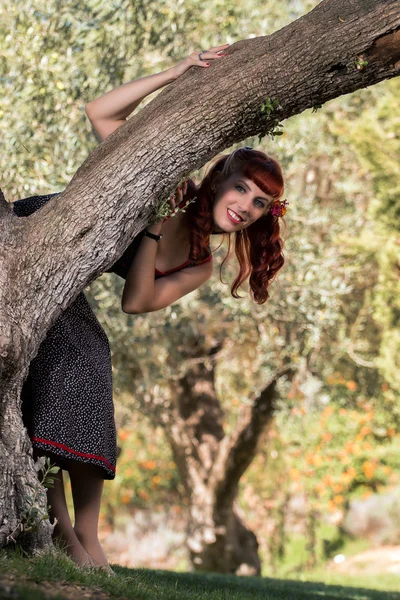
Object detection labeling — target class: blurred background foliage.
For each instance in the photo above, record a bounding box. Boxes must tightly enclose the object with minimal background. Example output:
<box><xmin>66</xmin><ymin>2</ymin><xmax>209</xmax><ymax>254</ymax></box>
<box><xmin>2</xmin><ymin>0</ymin><xmax>399</xmax><ymax>579</ymax></box>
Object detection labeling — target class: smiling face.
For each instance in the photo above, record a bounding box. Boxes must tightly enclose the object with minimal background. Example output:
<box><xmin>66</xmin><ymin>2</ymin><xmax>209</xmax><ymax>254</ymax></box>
<box><xmin>211</xmin><ymin>172</ymin><xmax>274</xmax><ymax>233</ymax></box>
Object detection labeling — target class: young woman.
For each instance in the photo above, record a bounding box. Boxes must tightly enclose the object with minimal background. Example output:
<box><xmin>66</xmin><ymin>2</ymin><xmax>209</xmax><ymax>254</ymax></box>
<box><xmin>13</xmin><ymin>45</ymin><xmax>287</xmax><ymax>570</ymax></box>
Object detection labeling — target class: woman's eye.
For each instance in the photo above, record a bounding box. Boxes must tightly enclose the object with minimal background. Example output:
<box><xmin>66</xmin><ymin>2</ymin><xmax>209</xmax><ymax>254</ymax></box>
<box><xmin>255</xmin><ymin>199</ymin><xmax>265</xmax><ymax>208</ymax></box>
<box><xmin>236</xmin><ymin>185</ymin><xmax>245</xmax><ymax>193</ymax></box>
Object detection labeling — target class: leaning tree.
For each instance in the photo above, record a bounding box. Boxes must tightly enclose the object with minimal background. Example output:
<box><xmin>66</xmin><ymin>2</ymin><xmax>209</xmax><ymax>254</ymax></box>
<box><xmin>1</xmin><ymin>0</ymin><xmax>399</xmax><ymax>559</ymax></box>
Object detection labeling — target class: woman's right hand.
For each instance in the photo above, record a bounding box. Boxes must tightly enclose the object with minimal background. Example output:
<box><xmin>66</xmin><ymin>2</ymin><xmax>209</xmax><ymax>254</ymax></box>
<box><xmin>172</xmin><ymin>44</ymin><xmax>230</xmax><ymax>79</ymax></box>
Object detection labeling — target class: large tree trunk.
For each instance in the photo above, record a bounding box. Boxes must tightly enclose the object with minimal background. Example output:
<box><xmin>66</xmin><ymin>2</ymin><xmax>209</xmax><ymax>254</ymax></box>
<box><xmin>0</xmin><ymin>194</ymin><xmax>54</xmax><ymax>549</ymax></box>
<box><xmin>159</xmin><ymin>349</ymin><xmax>291</xmax><ymax>574</ymax></box>
<box><xmin>1</xmin><ymin>0</ymin><xmax>399</xmax><ymax>550</ymax></box>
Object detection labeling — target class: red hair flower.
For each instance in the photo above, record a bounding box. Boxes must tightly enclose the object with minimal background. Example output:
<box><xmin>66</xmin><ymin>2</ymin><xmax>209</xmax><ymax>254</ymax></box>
<box><xmin>270</xmin><ymin>198</ymin><xmax>289</xmax><ymax>217</ymax></box>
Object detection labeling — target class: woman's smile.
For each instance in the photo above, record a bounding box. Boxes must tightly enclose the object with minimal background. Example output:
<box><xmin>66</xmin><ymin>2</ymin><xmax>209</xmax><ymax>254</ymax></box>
<box><xmin>227</xmin><ymin>207</ymin><xmax>245</xmax><ymax>224</ymax></box>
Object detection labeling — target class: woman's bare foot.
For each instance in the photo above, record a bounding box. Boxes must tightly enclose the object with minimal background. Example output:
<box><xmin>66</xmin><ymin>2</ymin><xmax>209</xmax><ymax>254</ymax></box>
<box><xmin>53</xmin><ymin>532</ymin><xmax>96</xmax><ymax>568</ymax></box>
<box><xmin>73</xmin><ymin>528</ymin><xmax>109</xmax><ymax>568</ymax></box>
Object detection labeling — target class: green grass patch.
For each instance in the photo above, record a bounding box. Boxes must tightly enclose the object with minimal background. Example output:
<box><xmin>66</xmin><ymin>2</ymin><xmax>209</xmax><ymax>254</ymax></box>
<box><xmin>1</xmin><ymin>549</ymin><xmax>400</xmax><ymax>600</ymax></box>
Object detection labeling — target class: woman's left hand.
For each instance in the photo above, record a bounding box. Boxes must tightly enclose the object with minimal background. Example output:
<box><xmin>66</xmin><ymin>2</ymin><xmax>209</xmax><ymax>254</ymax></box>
<box><xmin>172</xmin><ymin>44</ymin><xmax>230</xmax><ymax>79</ymax></box>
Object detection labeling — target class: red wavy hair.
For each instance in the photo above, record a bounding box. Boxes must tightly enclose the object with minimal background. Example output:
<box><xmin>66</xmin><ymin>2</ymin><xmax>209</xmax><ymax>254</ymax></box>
<box><xmin>184</xmin><ymin>148</ymin><xmax>285</xmax><ymax>304</ymax></box>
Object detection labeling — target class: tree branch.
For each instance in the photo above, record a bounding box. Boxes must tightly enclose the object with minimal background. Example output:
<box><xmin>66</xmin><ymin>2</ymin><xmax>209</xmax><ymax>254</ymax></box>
<box><xmin>154</xmin><ymin>390</ymin><xmax>209</xmax><ymax>493</ymax></box>
<box><xmin>211</xmin><ymin>365</ymin><xmax>295</xmax><ymax>506</ymax></box>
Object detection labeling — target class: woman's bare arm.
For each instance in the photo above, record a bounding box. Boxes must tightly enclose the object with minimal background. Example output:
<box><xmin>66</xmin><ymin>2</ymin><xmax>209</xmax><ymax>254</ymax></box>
<box><xmin>121</xmin><ymin>259</ymin><xmax>213</xmax><ymax>314</ymax></box>
<box><xmin>85</xmin><ymin>45</ymin><xmax>229</xmax><ymax>141</ymax></box>
<box><xmin>85</xmin><ymin>68</ymin><xmax>178</xmax><ymax>141</ymax></box>
<box><xmin>120</xmin><ymin>180</ymin><xmax>212</xmax><ymax>314</ymax></box>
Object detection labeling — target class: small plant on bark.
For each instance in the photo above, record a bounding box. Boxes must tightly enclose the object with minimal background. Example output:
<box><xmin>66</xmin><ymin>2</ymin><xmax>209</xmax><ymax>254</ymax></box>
<box><xmin>156</xmin><ymin>195</ymin><xmax>197</xmax><ymax>222</ymax></box>
<box><xmin>312</xmin><ymin>103</ymin><xmax>323</xmax><ymax>113</ymax></box>
<box><xmin>6</xmin><ymin>457</ymin><xmax>59</xmax><ymax>548</ymax></box>
<box><xmin>355</xmin><ymin>56</ymin><xmax>368</xmax><ymax>71</ymax></box>
<box><xmin>259</xmin><ymin>98</ymin><xmax>284</xmax><ymax>142</ymax></box>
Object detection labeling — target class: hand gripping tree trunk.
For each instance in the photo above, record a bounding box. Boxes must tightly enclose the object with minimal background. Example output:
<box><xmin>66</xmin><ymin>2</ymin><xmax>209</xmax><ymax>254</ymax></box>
<box><xmin>158</xmin><ymin>349</ymin><xmax>292</xmax><ymax>575</ymax></box>
<box><xmin>0</xmin><ymin>0</ymin><xmax>399</xmax><ymax>551</ymax></box>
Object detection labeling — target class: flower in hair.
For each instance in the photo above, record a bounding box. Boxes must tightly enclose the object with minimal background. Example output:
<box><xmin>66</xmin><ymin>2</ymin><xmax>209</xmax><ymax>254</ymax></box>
<box><xmin>270</xmin><ymin>198</ymin><xmax>289</xmax><ymax>217</ymax></box>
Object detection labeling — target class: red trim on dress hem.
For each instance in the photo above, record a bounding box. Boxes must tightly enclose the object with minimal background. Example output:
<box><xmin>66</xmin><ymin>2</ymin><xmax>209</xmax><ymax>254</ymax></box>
<box><xmin>31</xmin><ymin>436</ymin><xmax>115</xmax><ymax>472</ymax></box>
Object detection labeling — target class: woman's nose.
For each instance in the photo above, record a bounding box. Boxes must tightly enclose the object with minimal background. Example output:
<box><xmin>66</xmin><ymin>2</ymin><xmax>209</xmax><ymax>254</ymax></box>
<box><xmin>237</xmin><ymin>198</ymin><xmax>252</xmax><ymax>214</ymax></box>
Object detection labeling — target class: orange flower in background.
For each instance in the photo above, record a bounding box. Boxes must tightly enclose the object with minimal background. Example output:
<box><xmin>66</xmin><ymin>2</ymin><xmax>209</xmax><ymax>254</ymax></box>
<box><xmin>323</xmin><ymin>406</ymin><xmax>335</xmax><ymax>418</ymax></box>
<box><xmin>333</xmin><ymin>494</ymin><xmax>344</xmax><ymax>505</ymax></box>
<box><xmin>140</xmin><ymin>460</ymin><xmax>157</xmax><ymax>470</ymax></box>
<box><xmin>121</xmin><ymin>494</ymin><xmax>131</xmax><ymax>504</ymax></box>
<box><xmin>289</xmin><ymin>468</ymin><xmax>302</xmax><ymax>481</ymax></box>
<box><xmin>340</xmin><ymin>472</ymin><xmax>352</xmax><ymax>484</ymax></box>
<box><xmin>387</xmin><ymin>428</ymin><xmax>395</xmax><ymax>437</ymax></box>
<box><xmin>327</xmin><ymin>500</ymin><xmax>337</xmax><ymax>512</ymax></box>
<box><xmin>291</xmin><ymin>407</ymin><xmax>306</xmax><ymax>416</ymax></box>
<box><xmin>346</xmin><ymin>381</ymin><xmax>358</xmax><ymax>391</ymax></box>
<box><xmin>360</xmin><ymin>426</ymin><xmax>372</xmax><ymax>437</ymax></box>
<box><xmin>322</xmin><ymin>433</ymin><xmax>333</xmax><ymax>443</ymax></box>
<box><xmin>314</xmin><ymin>455</ymin><xmax>323</xmax><ymax>467</ymax></box>
<box><xmin>119</xmin><ymin>429</ymin><xmax>129</xmax><ymax>441</ymax></box>
<box><xmin>333</xmin><ymin>483</ymin><xmax>343</xmax><ymax>493</ymax></box>
<box><xmin>152</xmin><ymin>475</ymin><xmax>161</xmax><ymax>485</ymax></box>
<box><xmin>138</xmin><ymin>490</ymin><xmax>150</xmax><ymax>500</ymax></box>
<box><xmin>362</xmin><ymin>461</ymin><xmax>377</xmax><ymax>479</ymax></box>
<box><xmin>353</xmin><ymin>444</ymin><xmax>362</xmax><ymax>456</ymax></box>
<box><xmin>339</xmin><ymin>408</ymin><xmax>348</xmax><ymax>416</ymax></box>
<box><xmin>322</xmin><ymin>474</ymin><xmax>334</xmax><ymax>487</ymax></box>
<box><xmin>306</xmin><ymin>453</ymin><xmax>321</xmax><ymax>466</ymax></box>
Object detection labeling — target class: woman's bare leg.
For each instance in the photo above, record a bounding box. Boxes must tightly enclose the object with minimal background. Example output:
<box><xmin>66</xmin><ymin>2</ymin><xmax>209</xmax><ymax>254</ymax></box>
<box><xmin>47</xmin><ymin>468</ymin><xmax>94</xmax><ymax>566</ymax></box>
<box><xmin>67</xmin><ymin>461</ymin><xmax>109</xmax><ymax>567</ymax></box>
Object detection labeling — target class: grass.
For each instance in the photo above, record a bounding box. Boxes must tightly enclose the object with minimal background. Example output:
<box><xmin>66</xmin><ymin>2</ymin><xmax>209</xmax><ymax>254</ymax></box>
<box><xmin>1</xmin><ymin>549</ymin><xmax>400</xmax><ymax>600</ymax></box>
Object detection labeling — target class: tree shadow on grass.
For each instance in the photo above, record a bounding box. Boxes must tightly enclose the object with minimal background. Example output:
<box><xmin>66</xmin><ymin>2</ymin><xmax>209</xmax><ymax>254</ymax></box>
<box><xmin>115</xmin><ymin>566</ymin><xmax>400</xmax><ymax>600</ymax></box>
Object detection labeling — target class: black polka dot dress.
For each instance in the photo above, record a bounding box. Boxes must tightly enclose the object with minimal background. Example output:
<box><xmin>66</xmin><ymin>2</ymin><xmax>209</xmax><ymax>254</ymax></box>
<box><xmin>13</xmin><ymin>193</ymin><xmax>212</xmax><ymax>480</ymax></box>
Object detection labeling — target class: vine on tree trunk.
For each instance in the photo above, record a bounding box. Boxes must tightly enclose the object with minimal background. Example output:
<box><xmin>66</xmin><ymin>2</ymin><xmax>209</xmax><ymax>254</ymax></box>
<box><xmin>6</xmin><ymin>457</ymin><xmax>59</xmax><ymax>550</ymax></box>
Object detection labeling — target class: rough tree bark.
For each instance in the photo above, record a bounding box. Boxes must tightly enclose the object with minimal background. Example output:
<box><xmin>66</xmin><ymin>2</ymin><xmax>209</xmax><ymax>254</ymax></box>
<box><xmin>158</xmin><ymin>346</ymin><xmax>292</xmax><ymax>574</ymax></box>
<box><xmin>0</xmin><ymin>0</ymin><xmax>399</xmax><ymax>550</ymax></box>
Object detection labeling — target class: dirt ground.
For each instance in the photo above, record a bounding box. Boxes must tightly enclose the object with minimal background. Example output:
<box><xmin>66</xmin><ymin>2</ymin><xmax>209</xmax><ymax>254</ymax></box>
<box><xmin>330</xmin><ymin>545</ymin><xmax>400</xmax><ymax>576</ymax></box>
<box><xmin>0</xmin><ymin>572</ymin><xmax>120</xmax><ymax>600</ymax></box>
